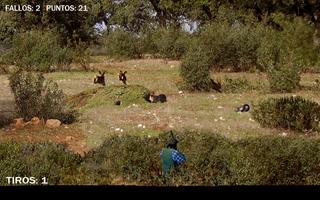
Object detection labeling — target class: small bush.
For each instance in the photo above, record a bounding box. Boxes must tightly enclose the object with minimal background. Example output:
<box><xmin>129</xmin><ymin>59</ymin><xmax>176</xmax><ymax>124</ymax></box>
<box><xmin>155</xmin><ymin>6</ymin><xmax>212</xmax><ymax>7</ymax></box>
<box><xmin>150</xmin><ymin>27</ymin><xmax>192</xmax><ymax>59</ymax></box>
<box><xmin>180</xmin><ymin>48</ymin><xmax>212</xmax><ymax>91</ymax></box>
<box><xmin>71</xmin><ymin>40</ymin><xmax>92</xmax><ymax>71</ymax></box>
<box><xmin>267</xmin><ymin>65</ymin><xmax>301</xmax><ymax>93</ymax></box>
<box><xmin>223</xmin><ymin>76</ymin><xmax>254</xmax><ymax>93</ymax></box>
<box><xmin>257</xmin><ymin>28</ymin><xmax>301</xmax><ymax>92</ymax></box>
<box><xmin>9</xmin><ymin>71</ymin><xmax>44</xmax><ymax>120</ymax></box>
<box><xmin>9</xmin><ymin>70</ymin><xmax>78</xmax><ymax>122</ymax></box>
<box><xmin>252</xmin><ymin>96</ymin><xmax>320</xmax><ymax>132</ymax></box>
<box><xmin>104</xmin><ymin>28</ymin><xmax>142</xmax><ymax>59</ymax></box>
<box><xmin>83</xmin><ymin>135</ymin><xmax>162</xmax><ymax>185</ymax></box>
<box><xmin>270</xmin><ymin>13</ymin><xmax>319</xmax><ymax>71</ymax></box>
<box><xmin>3</xmin><ymin>30</ymin><xmax>73</xmax><ymax>72</ymax></box>
<box><xmin>234</xmin><ymin>136</ymin><xmax>320</xmax><ymax>184</ymax></box>
<box><xmin>197</xmin><ymin>21</ymin><xmax>263</xmax><ymax>72</ymax></box>
<box><xmin>0</xmin><ymin>142</ymin><xmax>82</xmax><ymax>185</ymax></box>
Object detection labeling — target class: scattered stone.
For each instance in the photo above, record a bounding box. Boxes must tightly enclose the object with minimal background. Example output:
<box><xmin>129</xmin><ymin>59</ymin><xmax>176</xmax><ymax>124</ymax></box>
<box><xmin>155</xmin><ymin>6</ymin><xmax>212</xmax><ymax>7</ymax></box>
<box><xmin>142</xmin><ymin>125</ymin><xmax>146</xmax><ymax>129</ymax></box>
<box><xmin>282</xmin><ymin>132</ymin><xmax>288</xmax><ymax>136</ymax></box>
<box><xmin>219</xmin><ymin>116</ymin><xmax>225</xmax><ymax>121</ymax></box>
<box><xmin>66</xmin><ymin>136</ymin><xmax>73</xmax><ymax>141</ymax></box>
<box><xmin>115</xmin><ymin>128</ymin><xmax>121</xmax><ymax>131</ymax></box>
<box><xmin>30</xmin><ymin>117</ymin><xmax>41</xmax><ymax>126</ymax></box>
<box><xmin>214</xmin><ymin>119</ymin><xmax>218</xmax><ymax>122</ymax></box>
<box><xmin>178</xmin><ymin>91</ymin><xmax>183</xmax><ymax>94</ymax></box>
<box><xmin>46</xmin><ymin>119</ymin><xmax>61</xmax><ymax>128</ymax></box>
<box><xmin>10</xmin><ymin>118</ymin><xmax>25</xmax><ymax>128</ymax></box>
<box><xmin>120</xmin><ymin>129</ymin><xmax>124</xmax><ymax>132</ymax></box>
<box><xmin>249</xmin><ymin>118</ymin><xmax>255</xmax><ymax>122</ymax></box>
<box><xmin>217</xmin><ymin>106</ymin><xmax>224</xmax><ymax>109</ymax></box>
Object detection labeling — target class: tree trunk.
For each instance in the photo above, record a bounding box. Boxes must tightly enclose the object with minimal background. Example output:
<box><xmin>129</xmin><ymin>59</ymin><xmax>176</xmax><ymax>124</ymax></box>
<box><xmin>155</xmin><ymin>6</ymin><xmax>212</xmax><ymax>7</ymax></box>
<box><xmin>149</xmin><ymin>0</ymin><xmax>167</xmax><ymax>28</ymax></box>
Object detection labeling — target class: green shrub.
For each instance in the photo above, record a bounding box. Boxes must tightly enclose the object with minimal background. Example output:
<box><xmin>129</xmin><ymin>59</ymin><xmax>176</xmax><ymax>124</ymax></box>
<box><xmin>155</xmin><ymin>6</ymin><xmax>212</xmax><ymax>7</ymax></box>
<box><xmin>9</xmin><ymin>70</ymin><xmax>78</xmax><ymax>122</ymax></box>
<box><xmin>71</xmin><ymin>40</ymin><xmax>92</xmax><ymax>71</ymax></box>
<box><xmin>9</xmin><ymin>71</ymin><xmax>44</xmax><ymax>120</ymax></box>
<box><xmin>3</xmin><ymin>30</ymin><xmax>73</xmax><ymax>72</ymax></box>
<box><xmin>256</xmin><ymin>15</ymin><xmax>320</xmax><ymax>92</ymax></box>
<box><xmin>270</xmin><ymin>13</ymin><xmax>319</xmax><ymax>71</ymax></box>
<box><xmin>104</xmin><ymin>28</ymin><xmax>142</xmax><ymax>59</ymax></box>
<box><xmin>223</xmin><ymin>76</ymin><xmax>254</xmax><ymax>93</ymax></box>
<box><xmin>197</xmin><ymin>21</ymin><xmax>263</xmax><ymax>72</ymax></box>
<box><xmin>83</xmin><ymin>131</ymin><xmax>235</xmax><ymax>186</ymax></box>
<box><xmin>267</xmin><ymin>64</ymin><xmax>301</xmax><ymax>93</ymax></box>
<box><xmin>234</xmin><ymin>136</ymin><xmax>320</xmax><ymax>185</ymax></box>
<box><xmin>0</xmin><ymin>142</ymin><xmax>82</xmax><ymax>185</ymax></box>
<box><xmin>257</xmin><ymin>27</ymin><xmax>302</xmax><ymax>92</ymax></box>
<box><xmin>180</xmin><ymin>48</ymin><xmax>212</xmax><ymax>91</ymax></box>
<box><xmin>151</xmin><ymin>27</ymin><xmax>192</xmax><ymax>59</ymax></box>
<box><xmin>83</xmin><ymin>131</ymin><xmax>320</xmax><ymax>185</ymax></box>
<box><xmin>83</xmin><ymin>135</ymin><xmax>163</xmax><ymax>185</ymax></box>
<box><xmin>252</xmin><ymin>96</ymin><xmax>320</xmax><ymax>132</ymax></box>
<box><xmin>1</xmin><ymin>131</ymin><xmax>320</xmax><ymax>185</ymax></box>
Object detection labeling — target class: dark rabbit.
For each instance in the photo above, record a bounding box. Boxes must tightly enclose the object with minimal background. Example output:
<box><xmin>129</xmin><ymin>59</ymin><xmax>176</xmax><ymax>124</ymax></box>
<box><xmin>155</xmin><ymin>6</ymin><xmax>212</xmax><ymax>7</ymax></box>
<box><xmin>149</xmin><ymin>91</ymin><xmax>167</xmax><ymax>103</ymax></box>
<box><xmin>93</xmin><ymin>71</ymin><xmax>106</xmax><ymax>86</ymax></box>
<box><xmin>119</xmin><ymin>70</ymin><xmax>127</xmax><ymax>85</ymax></box>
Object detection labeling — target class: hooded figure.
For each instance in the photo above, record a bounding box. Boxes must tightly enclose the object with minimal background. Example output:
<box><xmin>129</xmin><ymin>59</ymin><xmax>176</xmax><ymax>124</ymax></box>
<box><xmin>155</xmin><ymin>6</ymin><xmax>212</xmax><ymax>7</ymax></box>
<box><xmin>160</xmin><ymin>132</ymin><xmax>186</xmax><ymax>175</ymax></box>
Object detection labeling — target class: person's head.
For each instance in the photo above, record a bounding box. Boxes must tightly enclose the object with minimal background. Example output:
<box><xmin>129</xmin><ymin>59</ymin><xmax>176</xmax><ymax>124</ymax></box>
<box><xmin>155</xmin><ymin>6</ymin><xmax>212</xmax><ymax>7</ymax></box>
<box><xmin>166</xmin><ymin>139</ymin><xmax>178</xmax><ymax>150</ymax></box>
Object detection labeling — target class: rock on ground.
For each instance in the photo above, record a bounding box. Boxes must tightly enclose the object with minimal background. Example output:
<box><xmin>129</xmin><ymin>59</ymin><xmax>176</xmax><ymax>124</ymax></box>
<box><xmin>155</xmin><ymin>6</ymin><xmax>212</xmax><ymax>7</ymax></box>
<box><xmin>46</xmin><ymin>119</ymin><xmax>62</xmax><ymax>128</ymax></box>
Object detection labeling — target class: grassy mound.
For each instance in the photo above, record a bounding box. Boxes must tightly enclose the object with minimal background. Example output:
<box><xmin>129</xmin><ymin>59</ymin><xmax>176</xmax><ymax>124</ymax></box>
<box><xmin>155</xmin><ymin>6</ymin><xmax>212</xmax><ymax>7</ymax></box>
<box><xmin>66</xmin><ymin>85</ymin><xmax>150</xmax><ymax>110</ymax></box>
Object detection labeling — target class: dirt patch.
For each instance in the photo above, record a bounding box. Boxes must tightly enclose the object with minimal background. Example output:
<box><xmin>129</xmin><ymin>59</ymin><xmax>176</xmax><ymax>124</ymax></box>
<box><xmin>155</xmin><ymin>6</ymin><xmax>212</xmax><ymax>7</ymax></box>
<box><xmin>0</xmin><ymin>125</ymin><xmax>90</xmax><ymax>156</ymax></box>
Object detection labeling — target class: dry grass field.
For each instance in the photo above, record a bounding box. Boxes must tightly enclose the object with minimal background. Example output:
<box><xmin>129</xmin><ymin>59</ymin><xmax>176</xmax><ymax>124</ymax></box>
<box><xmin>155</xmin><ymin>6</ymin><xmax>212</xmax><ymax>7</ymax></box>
<box><xmin>1</xmin><ymin>57</ymin><xmax>320</xmax><ymax>153</ymax></box>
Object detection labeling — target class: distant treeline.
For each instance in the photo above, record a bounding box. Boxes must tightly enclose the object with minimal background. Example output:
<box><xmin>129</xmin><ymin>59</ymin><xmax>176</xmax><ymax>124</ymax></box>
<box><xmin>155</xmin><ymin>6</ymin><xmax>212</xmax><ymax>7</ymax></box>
<box><xmin>1</xmin><ymin>1</ymin><xmax>320</xmax><ymax>93</ymax></box>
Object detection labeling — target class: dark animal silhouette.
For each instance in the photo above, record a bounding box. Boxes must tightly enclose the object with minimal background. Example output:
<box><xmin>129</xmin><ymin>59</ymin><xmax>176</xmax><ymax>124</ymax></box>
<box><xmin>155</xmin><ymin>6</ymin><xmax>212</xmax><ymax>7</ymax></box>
<box><xmin>235</xmin><ymin>104</ymin><xmax>250</xmax><ymax>112</ymax></box>
<box><xmin>119</xmin><ymin>70</ymin><xmax>127</xmax><ymax>85</ymax></box>
<box><xmin>149</xmin><ymin>91</ymin><xmax>167</xmax><ymax>103</ymax></box>
<box><xmin>210</xmin><ymin>79</ymin><xmax>222</xmax><ymax>93</ymax></box>
<box><xmin>167</xmin><ymin>131</ymin><xmax>178</xmax><ymax>150</ymax></box>
<box><xmin>93</xmin><ymin>71</ymin><xmax>106</xmax><ymax>86</ymax></box>
<box><xmin>114</xmin><ymin>100</ymin><xmax>121</xmax><ymax>105</ymax></box>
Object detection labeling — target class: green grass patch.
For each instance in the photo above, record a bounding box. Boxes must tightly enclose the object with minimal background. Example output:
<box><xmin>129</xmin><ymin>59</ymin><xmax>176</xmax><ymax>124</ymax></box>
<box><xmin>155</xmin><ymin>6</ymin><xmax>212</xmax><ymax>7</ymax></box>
<box><xmin>66</xmin><ymin>85</ymin><xmax>150</xmax><ymax>111</ymax></box>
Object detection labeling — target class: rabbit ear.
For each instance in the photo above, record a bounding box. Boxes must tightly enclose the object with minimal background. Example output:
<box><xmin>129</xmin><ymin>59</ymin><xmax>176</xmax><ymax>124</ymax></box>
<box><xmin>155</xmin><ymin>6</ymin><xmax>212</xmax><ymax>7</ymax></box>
<box><xmin>102</xmin><ymin>71</ymin><xmax>105</xmax><ymax>75</ymax></box>
<box><xmin>124</xmin><ymin>71</ymin><xmax>127</xmax><ymax>74</ymax></box>
<box><xmin>99</xmin><ymin>71</ymin><xmax>102</xmax><ymax>75</ymax></box>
